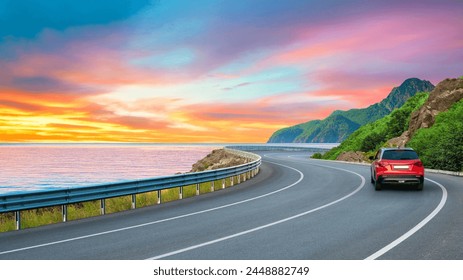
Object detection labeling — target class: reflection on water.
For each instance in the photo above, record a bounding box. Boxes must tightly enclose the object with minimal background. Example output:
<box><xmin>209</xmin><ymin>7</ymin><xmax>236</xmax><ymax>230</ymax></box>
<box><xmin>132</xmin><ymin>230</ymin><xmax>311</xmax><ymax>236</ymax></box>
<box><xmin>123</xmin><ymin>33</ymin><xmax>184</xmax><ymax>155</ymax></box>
<box><xmin>0</xmin><ymin>144</ymin><xmax>220</xmax><ymax>194</ymax></box>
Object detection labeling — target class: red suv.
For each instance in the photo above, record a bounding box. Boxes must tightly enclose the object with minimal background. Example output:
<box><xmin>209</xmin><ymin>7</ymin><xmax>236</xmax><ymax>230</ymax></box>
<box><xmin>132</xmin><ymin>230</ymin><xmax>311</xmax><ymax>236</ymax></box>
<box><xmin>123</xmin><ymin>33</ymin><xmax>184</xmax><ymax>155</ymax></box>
<box><xmin>371</xmin><ymin>148</ymin><xmax>424</xmax><ymax>191</ymax></box>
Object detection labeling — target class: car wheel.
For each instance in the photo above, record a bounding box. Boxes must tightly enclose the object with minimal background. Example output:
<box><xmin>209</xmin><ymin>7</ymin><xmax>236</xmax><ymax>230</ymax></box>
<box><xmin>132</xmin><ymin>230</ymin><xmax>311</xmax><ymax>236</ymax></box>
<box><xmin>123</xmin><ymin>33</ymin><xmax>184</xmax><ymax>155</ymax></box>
<box><xmin>416</xmin><ymin>182</ymin><xmax>423</xmax><ymax>191</ymax></box>
<box><xmin>370</xmin><ymin>175</ymin><xmax>374</xmax><ymax>183</ymax></box>
<box><xmin>375</xmin><ymin>180</ymin><xmax>382</xmax><ymax>191</ymax></box>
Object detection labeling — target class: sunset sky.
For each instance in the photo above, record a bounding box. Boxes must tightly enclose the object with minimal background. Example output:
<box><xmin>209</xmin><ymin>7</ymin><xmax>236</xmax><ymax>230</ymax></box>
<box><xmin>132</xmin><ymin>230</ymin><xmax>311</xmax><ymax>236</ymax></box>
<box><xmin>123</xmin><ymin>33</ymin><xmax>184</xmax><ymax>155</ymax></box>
<box><xmin>1</xmin><ymin>0</ymin><xmax>462</xmax><ymax>143</ymax></box>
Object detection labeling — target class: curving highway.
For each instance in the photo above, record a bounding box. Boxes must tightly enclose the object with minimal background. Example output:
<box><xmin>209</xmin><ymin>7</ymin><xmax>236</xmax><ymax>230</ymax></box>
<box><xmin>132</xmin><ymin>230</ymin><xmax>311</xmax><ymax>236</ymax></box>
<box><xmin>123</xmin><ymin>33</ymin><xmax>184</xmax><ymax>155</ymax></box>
<box><xmin>0</xmin><ymin>151</ymin><xmax>462</xmax><ymax>260</ymax></box>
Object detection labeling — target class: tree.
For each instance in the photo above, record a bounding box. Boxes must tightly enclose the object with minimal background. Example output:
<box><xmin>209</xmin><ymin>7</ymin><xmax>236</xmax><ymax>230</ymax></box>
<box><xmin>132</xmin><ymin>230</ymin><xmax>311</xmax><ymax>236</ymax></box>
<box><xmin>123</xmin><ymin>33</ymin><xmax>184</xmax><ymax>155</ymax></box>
<box><xmin>360</xmin><ymin>133</ymin><xmax>384</xmax><ymax>152</ymax></box>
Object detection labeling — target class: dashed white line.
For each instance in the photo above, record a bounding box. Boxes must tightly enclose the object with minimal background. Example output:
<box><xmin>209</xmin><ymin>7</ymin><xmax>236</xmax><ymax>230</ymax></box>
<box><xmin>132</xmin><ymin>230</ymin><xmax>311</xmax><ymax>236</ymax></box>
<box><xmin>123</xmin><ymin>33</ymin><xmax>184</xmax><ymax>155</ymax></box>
<box><xmin>147</xmin><ymin>160</ymin><xmax>366</xmax><ymax>259</ymax></box>
<box><xmin>0</xmin><ymin>158</ymin><xmax>303</xmax><ymax>256</ymax></box>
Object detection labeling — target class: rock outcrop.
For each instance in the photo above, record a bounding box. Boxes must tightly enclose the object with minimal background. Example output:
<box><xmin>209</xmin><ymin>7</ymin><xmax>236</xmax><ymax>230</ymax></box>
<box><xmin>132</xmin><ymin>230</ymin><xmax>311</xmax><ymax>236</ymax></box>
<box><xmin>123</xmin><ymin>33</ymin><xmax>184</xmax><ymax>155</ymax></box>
<box><xmin>336</xmin><ymin>151</ymin><xmax>366</xmax><ymax>163</ymax></box>
<box><xmin>385</xmin><ymin>131</ymin><xmax>410</xmax><ymax>148</ymax></box>
<box><xmin>408</xmin><ymin>78</ymin><xmax>463</xmax><ymax>136</ymax></box>
<box><xmin>388</xmin><ymin>78</ymin><xmax>463</xmax><ymax>146</ymax></box>
<box><xmin>190</xmin><ymin>149</ymin><xmax>248</xmax><ymax>172</ymax></box>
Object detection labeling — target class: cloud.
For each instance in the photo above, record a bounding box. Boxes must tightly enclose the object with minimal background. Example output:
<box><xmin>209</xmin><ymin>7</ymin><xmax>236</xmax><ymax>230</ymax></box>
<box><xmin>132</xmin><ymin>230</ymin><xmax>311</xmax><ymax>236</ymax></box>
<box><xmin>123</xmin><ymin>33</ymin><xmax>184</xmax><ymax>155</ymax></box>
<box><xmin>182</xmin><ymin>92</ymin><xmax>346</xmax><ymax>126</ymax></box>
<box><xmin>0</xmin><ymin>0</ymin><xmax>152</xmax><ymax>39</ymax></box>
<box><xmin>0</xmin><ymin>99</ymin><xmax>45</xmax><ymax>112</ymax></box>
<box><xmin>46</xmin><ymin>123</ymin><xmax>101</xmax><ymax>130</ymax></box>
<box><xmin>222</xmin><ymin>82</ymin><xmax>252</xmax><ymax>91</ymax></box>
<box><xmin>9</xmin><ymin>76</ymin><xmax>95</xmax><ymax>94</ymax></box>
<box><xmin>1</xmin><ymin>0</ymin><xmax>463</xmax><ymax>143</ymax></box>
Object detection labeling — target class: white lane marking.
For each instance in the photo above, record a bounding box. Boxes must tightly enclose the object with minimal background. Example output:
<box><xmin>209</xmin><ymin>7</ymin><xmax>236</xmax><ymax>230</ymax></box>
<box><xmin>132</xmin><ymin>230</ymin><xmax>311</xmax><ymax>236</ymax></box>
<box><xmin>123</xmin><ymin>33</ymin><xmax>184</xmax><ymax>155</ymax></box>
<box><xmin>286</xmin><ymin>155</ymin><xmax>450</xmax><ymax>260</ymax></box>
<box><xmin>147</xmin><ymin>162</ymin><xmax>366</xmax><ymax>259</ymax></box>
<box><xmin>365</xmin><ymin>178</ymin><xmax>448</xmax><ymax>260</ymax></box>
<box><xmin>0</xmin><ymin>159</ymin><xmax>303</xmax><ymax>256</ymax></box>
<box><xmin>285</xmin><ymin>155</ymin><xmax>450</xmax><ymax>260</ymax></box>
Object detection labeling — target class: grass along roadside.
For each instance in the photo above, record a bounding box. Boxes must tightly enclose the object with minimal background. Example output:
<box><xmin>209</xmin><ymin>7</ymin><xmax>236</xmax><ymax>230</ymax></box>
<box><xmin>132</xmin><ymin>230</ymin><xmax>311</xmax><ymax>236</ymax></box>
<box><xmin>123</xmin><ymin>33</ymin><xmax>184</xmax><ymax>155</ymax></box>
<box><xmin>0</xmin><ymin>174</ymin><xmax>250</xmax><ymax>232</ymax></box>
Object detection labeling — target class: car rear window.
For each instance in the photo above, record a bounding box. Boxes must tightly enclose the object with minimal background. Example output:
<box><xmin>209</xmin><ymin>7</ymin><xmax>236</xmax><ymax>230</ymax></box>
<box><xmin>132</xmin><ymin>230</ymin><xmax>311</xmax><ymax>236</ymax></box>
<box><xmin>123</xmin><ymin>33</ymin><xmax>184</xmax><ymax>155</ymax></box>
<box><xmin>382</xmin><ymin>150</ymin><xmax>419</xmax><ymax>160</ymax></box>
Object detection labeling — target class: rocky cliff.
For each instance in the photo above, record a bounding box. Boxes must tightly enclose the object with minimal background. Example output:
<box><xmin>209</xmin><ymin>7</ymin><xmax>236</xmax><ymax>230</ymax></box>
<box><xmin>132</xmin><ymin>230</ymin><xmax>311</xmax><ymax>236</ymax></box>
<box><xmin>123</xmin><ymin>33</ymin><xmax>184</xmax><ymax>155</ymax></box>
<box><xmin>387</xmin><ymin>78</ymin><xmax>463</xmax><ymax>147</ymax></box>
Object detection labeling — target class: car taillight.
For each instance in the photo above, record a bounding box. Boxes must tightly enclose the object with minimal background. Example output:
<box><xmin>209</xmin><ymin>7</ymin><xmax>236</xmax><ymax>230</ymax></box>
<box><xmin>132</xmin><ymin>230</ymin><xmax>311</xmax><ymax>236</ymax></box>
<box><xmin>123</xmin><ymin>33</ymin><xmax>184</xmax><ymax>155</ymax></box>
<box><xmin>414</xmin><ymin>161</ymin><xmax>423</xmax><ymax>167</ymax></box>
<box><xmin>377</xmin><ymin>162</ymin><xmax>388</xmax><ymax>168</ymax></box>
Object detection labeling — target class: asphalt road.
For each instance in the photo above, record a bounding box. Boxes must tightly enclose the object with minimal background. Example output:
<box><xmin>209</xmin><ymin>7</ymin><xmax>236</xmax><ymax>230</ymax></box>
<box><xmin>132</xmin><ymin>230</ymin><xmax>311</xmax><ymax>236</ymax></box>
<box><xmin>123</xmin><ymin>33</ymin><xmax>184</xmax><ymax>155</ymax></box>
<box><xmin>0</xmin><ymin>151</ymin><xmax>461</xmax><ymax>260</ymax></box>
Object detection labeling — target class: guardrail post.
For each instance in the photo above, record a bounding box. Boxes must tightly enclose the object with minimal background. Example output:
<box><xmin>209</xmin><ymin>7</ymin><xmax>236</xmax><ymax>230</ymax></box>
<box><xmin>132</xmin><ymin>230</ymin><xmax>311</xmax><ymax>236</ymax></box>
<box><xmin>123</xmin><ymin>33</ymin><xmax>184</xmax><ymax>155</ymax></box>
<box><xmin>100</xmin><ymin>199</ymin><xmax>105</xmax><ymax>215</ymax></box>
<box><xmin>131</xmin><ymin>194</ymin><xmax>136</xmax><ymax>209</ymax></box>
<box><xmin>62</xmin><ymin>205</ymin><xmax>68</xmax><ymax>222</ymax></box>
<box><xmin>15</xmin><ymin>211</ymin><xmax>21</xmax><ymax>230</ymax></box>
<box><xmin>0</xmin><ymin>148</ymin><xmax>261</xmax><ymax>230</ymax></box>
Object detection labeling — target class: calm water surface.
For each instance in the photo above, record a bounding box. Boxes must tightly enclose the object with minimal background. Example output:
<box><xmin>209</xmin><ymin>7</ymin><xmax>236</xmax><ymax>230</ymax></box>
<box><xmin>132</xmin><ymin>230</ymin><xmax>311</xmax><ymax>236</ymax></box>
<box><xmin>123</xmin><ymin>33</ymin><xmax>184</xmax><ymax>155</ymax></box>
<box><xmin>0</xmin><ymin>144</ymin><xmax>220</xmax><ymax>194</ymax></box>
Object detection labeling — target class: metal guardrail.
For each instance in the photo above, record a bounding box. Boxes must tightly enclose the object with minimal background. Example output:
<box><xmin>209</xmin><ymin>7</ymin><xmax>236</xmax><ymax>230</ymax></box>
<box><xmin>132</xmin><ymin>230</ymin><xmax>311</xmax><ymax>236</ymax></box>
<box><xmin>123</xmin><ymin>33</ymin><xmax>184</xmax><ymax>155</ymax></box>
<box><xmin>0</xmin><ymin>149</ymin><xmax>261</xmax><ymax>230</ymax></box>
<box><xmin>226</xmin><ymin>145</ymin><xmax>331</xmax><ymax>152</ymax></box>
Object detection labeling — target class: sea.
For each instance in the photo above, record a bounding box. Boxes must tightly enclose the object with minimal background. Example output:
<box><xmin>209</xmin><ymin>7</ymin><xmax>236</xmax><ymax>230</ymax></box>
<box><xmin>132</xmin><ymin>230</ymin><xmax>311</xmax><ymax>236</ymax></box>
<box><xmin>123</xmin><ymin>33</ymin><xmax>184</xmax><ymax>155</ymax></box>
<box><xmin>0</xmin><ymin>143</ymin><xmax>221</xmax><ymax>194</ymax></box>
<box><xmin>0</xmin><ymin>143</ymin><xmax>336</xmax><ymax>195</ymax></box>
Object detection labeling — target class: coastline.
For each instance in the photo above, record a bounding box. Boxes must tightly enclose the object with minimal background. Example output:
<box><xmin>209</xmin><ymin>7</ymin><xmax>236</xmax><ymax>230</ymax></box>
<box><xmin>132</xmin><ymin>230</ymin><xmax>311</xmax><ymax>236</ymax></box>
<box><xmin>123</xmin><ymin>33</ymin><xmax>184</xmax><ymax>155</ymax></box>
<box><xmin>0</xmin><ymin>144</ymin><xmax>222</xmax><ymax>195</ymax></box>
<box><xmin>0</xmin><ymin>146</ymin><xmax>259</xmax><ymax>232</ymax></box>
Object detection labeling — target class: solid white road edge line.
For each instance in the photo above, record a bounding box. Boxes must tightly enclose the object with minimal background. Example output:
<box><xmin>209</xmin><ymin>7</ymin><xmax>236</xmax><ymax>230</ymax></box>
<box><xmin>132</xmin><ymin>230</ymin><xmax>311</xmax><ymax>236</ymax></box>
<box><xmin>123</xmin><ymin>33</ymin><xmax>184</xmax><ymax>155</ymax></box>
<box><xmin>146</xmin><ymin>159</ymin><xmax>366</xmax><ymax>259</ymax></box>
<box><xmin>365</xmin><ymin>178</ymin><xmax>448</xmax><ymax>260</ymax></box>
<box><xmin>0</xmin><ymin>159</ymin><xmax>303</xmax><ymax>256</ymax></box>
<box><xmin>286</xmin><ymin>155</ymin><xmax>449</xmax><ymax>260</ymax></box>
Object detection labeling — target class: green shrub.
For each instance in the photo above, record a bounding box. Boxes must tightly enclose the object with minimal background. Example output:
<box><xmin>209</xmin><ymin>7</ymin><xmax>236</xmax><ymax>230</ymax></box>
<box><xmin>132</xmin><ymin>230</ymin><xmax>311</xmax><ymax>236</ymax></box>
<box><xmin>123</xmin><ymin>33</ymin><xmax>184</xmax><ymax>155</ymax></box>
<box><xmin>322</xmin><ymin>92</ymin><xmax>429</xmax><ymax>160</ymax></box>
<box><xmin>0</xmin><ymin>173</ymin><xmax>252</xmax><ymax>232</ymax></box>
<box><xmin>311</xmin><ymin>152</ymin><xmax>323</xmax><ymax>159</ymax></box>
<box><xmin>408</xmin><ymin>99</ymin><xmax>463</xmax><ymax>171</ymax></box>
<box><xmin>360</xmin><ymin>133</ymin><xmax>384</xmax><ymax>152</ymax></box>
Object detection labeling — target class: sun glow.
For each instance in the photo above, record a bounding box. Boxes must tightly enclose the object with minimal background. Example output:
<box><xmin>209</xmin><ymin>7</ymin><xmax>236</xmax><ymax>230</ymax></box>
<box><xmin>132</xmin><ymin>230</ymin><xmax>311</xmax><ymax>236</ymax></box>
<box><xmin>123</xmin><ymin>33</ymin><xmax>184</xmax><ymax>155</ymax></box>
<box><xmin>1</xmin><ymin>1</ymin><xmax>462</xmax><ymax>143</ymax></box>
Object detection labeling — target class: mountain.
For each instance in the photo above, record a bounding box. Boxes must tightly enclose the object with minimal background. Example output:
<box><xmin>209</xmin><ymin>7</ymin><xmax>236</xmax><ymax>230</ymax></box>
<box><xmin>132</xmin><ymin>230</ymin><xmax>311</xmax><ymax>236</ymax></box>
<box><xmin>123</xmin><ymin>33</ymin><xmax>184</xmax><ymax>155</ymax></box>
<box><xmin>268</xmin><ymin>120</ymin><xmax>321</xmax><ymax>143</ymax></box>
<box><xmin>406</xmin><ymin>78</ymin><xmax>463</xmax><ymax>171</ymax></box>
<box><xmin>267</xmin><ymin>78</ymin><xmax>435</xmax><ymax>143</ymax></box>
<box><xmin>320</xmin><ymin>76</ymin><xmax>463</xmax><ymax>172</ymax></box>
<box><xmin>321</xmin><ymin>92</ymin><xmax>430</xmax><ymax>160</ymax></box>
<box><xmin>402</xmin><ymin>77</ymin><xmax>463</xmax><ymax>141</ymax></box>
<box><xmin>293</xmin><ymin>115</ymin><xmax>360</xmax><ymax>143</ymax></box>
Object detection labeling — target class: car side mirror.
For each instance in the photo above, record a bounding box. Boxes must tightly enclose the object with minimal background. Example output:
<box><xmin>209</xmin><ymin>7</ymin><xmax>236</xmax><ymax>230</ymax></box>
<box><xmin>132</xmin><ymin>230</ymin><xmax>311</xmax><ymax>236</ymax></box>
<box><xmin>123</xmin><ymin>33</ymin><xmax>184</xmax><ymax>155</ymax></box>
<box><xmin>368</xmin><ymin>155</ymin><xmax>375</xmax><ymax>160</ymax></box>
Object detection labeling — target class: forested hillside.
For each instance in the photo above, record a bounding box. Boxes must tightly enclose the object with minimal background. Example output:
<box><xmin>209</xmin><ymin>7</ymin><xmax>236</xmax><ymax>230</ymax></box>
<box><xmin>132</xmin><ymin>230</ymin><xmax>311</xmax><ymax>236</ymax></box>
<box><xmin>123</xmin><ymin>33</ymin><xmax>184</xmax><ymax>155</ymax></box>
<box><xmin>320</xmin><ymin>92</ymin><xmax>429</xmax><ymax>160</ymax></box>
<box><xmin>268</xmin><ymin>78</ymin><xmax>434</xmax><ymax>143</ymax></box>
<box><xmin>318</xmin><ymin>77</ymin><xmax>463</xmax><ymax>172</ymax></box>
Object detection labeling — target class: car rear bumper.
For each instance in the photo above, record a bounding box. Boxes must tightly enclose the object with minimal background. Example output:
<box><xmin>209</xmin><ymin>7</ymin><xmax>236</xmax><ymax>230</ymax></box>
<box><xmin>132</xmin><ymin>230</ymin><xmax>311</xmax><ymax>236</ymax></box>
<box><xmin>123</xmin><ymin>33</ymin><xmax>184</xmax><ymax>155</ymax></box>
<box><xmin>378</xmin><ymin>175</ymin><xmax>424</xmax><ymax>185</ymax></box>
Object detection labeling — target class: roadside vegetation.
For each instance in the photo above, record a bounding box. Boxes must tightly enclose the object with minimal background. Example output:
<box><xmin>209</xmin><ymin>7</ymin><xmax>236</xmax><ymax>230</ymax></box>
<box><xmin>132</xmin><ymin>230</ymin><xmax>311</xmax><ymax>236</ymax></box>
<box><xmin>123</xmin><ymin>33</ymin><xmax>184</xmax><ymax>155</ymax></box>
<box><xmin>316</xmin><ymin>76</ymin><xmax>463</xmax><ymax>173</ymax></box>
<box><xmin>407</xmin><ymin>99</ymin><xmax>463</xmax><ymax>171</ymax></box>
<box><xmin>0</xmin><ymin>176</ymin><xmax>245</xmax><ymax>232</ymax></box>
<box><xmin>0</xmin><ymin>147</ymin><xmax>256</xmax><ymax>236</ymax></box>
<box><xmin>320</xmin><ymin>92</ymin><xmax>429</xmax><ymax>160</ymax></box>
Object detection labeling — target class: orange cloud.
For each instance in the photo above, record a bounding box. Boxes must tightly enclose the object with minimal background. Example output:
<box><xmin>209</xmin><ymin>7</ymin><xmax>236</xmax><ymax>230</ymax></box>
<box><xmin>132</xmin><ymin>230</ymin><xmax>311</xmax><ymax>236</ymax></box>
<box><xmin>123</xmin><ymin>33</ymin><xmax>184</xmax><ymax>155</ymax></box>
<box><xmin>1</xmin><ymin>86</ymin><xmax>272</xmax><ymax>143</ymax></box>
<box><xmin>3</xmin><ymin>6</ymin><xmax>459</xmax><ymax>144</ymax></box>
